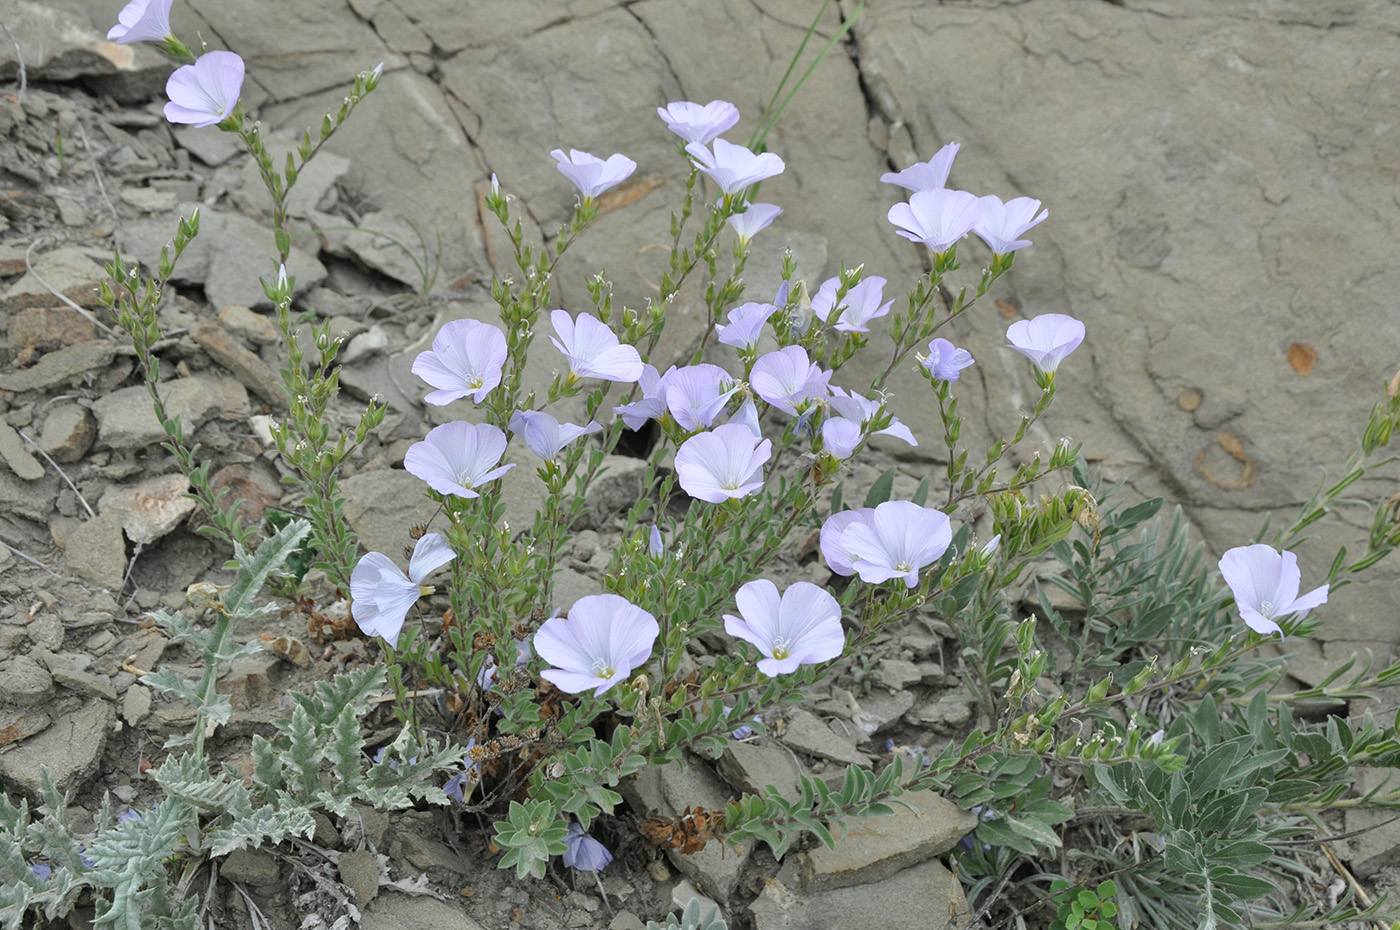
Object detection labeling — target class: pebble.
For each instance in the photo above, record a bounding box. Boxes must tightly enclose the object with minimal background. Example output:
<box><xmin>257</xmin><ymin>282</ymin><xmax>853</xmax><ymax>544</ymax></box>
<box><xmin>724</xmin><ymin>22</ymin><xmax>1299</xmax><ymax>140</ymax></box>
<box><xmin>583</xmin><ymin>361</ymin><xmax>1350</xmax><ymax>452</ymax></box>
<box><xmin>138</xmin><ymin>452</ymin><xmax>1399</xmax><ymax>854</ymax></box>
<box><xmin>86</xmin><ymin>630</ymin><xmax>116</xmax><ymax>656</ymax></box>
<box><xmin>0</xmin><ymin>655</ymin><xmax>54</xmax><ymax>706</ymax></box>
<box><xmin>39</xmin><ymin>403</ymin><xmax>97</xmax><ymax>463</ymax></box>
<box><xmin>0</xmin><ymin>419</ymin><xmax>44</xmax><ymax>481</ymax></box>
<box><xmin>122</xmin><ymin>684</ymin><xmax>152</xmax><ymax>725</ymax></box>
<box><xmin>338</xmin><ymin>848</ymin><xmax>380</xmax><ymax>905</ymax></box>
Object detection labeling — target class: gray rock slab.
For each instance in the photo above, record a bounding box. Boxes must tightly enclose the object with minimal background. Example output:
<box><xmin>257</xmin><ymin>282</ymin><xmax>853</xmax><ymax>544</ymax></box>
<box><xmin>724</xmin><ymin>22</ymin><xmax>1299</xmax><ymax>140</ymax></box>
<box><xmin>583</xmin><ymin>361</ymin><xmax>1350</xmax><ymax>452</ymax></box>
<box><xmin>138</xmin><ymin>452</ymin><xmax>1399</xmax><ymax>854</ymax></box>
<box><xmin>101</xmin><ymin>473</ymin><xmax>197</xmax><ymax>545</ymax></box>
<box><xmin>0</xmin><ymin>701</ymin><xmax>114</xmax><ymax>801</ymax></box>
<box><xmin>799</xmin><ymin>790</ymin><xmax>976</xmax><ymax>892</ymax></box>
<box><xmin>0</xmin><ymin>421</ymin><xmax>44</xmax><ymax>481</ymax></box>
<box><xmin>780</xmin><ymin>708</ymin><xmax>869</xmax><ymax>767</ymax></box>
<box><xmin>851</xmin><ymin>689</ymin><xmax>915</xmax><ymax>739</ymax></box>
<box><xmin>118</xmin><ymin>207</ymin><xmax>326</xmax><ymax>310</ymax></box>
<box><xmin>0</xmin><ymin>707</ymin><xmax>50</xmax><ymax>745</ymax></box>
<box><xmin>0</xmin><ymin>342</ymin><xmax>117</xmax><ymax>394</ymax></box>
<box><xmin>60</xmin><ymin>508</ymin><xmax>127</xmax><ymax>591</ymax></box>
<box><xmin>92</xmin><ymin>376</ymin><xmax>249</xmax><ymax>450</ymax></box>
<box><xmin>622</xmin><ymin>755</ymin><xmax>749</xmax><ymax>905</ymax></box>
<box><xmin>717</xmin><ymin>739</ymin><xmax>804</xmax><ymax>804</ymax></box>
<box><xmin>751</xmin><ymin>857</ymin><xmax>969</xmax><ymax>930</ymax></box>
<box><xmin>191</xmin><ymin>321</ymin><xmax>288</xmax><ymax>411</ymax></box>
<box><xmin>340</xmin><ymin>469</ymin><xmax>439</xmax><ymax>559</ymax></box>
<box><xmin>1</xmin><ymin>246</ymin><xmax>108</xmax><ymax>311</ymax></box>
<box><xmin>361</xmin><ymin>894</ymin><xmax>487</xmax><ymax>930</ymax></box>
<box><xmin>338</xmin><ymin>848</ymin><xmax>380</xmax><ymax>905</ymax></box>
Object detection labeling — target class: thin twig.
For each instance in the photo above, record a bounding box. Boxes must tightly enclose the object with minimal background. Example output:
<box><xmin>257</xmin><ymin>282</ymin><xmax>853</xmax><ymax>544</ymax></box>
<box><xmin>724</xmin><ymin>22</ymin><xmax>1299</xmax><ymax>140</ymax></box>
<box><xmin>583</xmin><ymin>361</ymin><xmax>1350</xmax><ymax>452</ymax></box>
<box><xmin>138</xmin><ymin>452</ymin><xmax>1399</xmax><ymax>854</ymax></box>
<box><xmin>1270</xmin><ymin>815</ymin><xmax>1400</xmax><ymax>847</ymax></box>
<box><xmin>0</xmin><ymin>19</ymin><xmax>24</xmax><ymax>101</ymax></box>
<box><xmin>0</xmin><ymin>538</ymin><xmax>62</xmax><ymax>576</ymax></box>
<box><xmin>76</xmin><ymin>121</ymin><xmax>119</xmax><ymax>222</ymax></box>
<box><xmin>16</xmin><ymin>428</ymin><xmax>95</xmax><ymax>518</ymax></box>
<box><xmin>119</xmin><ymin>540</ymin><xmax>144</xmax><ymax>601</ymax></box>
<box><xmin>24</xmin><ymin>237</ymin><xmax>117</xmax><ymax>335</ymax></box>
<box><xmin>1320</xmin><ymin>842</ymin><xmax>1386</xmax><ymax>930</ymax></box>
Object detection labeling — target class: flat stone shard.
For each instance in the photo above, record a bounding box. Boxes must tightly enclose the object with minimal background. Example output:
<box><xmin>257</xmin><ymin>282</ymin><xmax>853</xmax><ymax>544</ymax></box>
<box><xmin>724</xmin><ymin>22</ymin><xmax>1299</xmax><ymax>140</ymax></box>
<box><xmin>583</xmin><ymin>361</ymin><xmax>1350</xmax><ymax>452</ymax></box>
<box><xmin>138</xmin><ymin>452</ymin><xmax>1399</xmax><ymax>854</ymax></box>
<box><xmin>0</xmin><ymin>655</ymin><xmax>54</xmax><ymax>707</ymax></box>
<box><xmin>751</xmin><ymin>857</ymin><xmax>970</xmax><ymax>930</ymax></box>
<box><xmin>102</xmin><ymin>473</ymin><xmax>198</xmax><ymax>545</ymax></box>
<box><xmin>192</xmin><ymin>321</ymin><xmax>288</xmax><ymax>411</ymax></box>
<box><xmin>780</xmin><ymin>708</ymin><xmax>869</xmax><ymax>767</ymax></box>
<box><xmin>0</xmin><ymin>342</ymin><xmax>118</xmax><ymax>393</ymax></box>
<box><xmin>799</xmin><ymin>790</ymin><xmax>977</xmax><ymax>892</ymax></box>
<box><xmin>92</xmin><ymin>376</ymin><xmax>249</xmax><ymax>449</ymax></box>
<box><xmin>361</xmin><ymin>894</ymin><xmax>489</xmax><ymax>930</ymax></box>
<box><xmin>0</xmin><ymin>421</ymin><xmax>45</xmax><ymax>481</ymax></box>
<box><xmin>0</xmin><ymin>701</ymin><xmax>115</xmax><ymax>801</ymax></box>
<box><xmin>1</xmin><ymin>246</ymin><xmax>108</xmax><ymax>311</ymax></box>
<box><xmin>39</xmin><ymin>404</ymin><xmax>98</xmax><ymax>463</ymax></box>
<box><xmin>60</xmin><ymin>508</ymin><xmax>128</xmax><ymax>590</ymax></box>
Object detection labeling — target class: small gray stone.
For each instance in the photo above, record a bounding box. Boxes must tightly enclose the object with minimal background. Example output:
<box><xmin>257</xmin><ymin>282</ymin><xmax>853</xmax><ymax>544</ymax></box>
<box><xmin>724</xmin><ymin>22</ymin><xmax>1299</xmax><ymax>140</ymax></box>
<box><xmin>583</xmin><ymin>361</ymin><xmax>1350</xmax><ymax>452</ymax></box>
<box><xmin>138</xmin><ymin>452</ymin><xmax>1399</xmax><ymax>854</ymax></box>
<box><xmin>0</xmin><ymin>342</ymin><xmax>117</xmax><ymax>393</ymax></box>
<box><xmin>878</xmin><ymin>658</ymin><xmax>922</xmax><ymax>691</ymax></box>
<box><xmin>338</xmin><ymin>848</ymin><xmax>380</xmax><ymax>905</ymax></box>
<box><xmin>50</xmin><ymin>665</ymin><xmax>118</xmax><ymax>702</ymax></box>
<box><xmin>28</xmin><ymin>612</ymin><xmax>64</xmax><ymax>651</ymax></box>
<box><xmin>192</xmin><ymin>322</ymin><xmax>288</xmax><ymax>411</ymax></box>
<box><xmin>171</xmin><ymin>124</ymin><xmax>241</xmax><ymax>166</ymax></box>
<box><xmin>220</xmin><ymin>848</ymin><xmax>280</xmax><ymax>886</ymax></box>
<box><xmin>0</xmin><ymin>655</ymin><xmax>53</xmax><ymax>707</ymax></box>
<box><xmin>86</xmin><ymin>630</ymin><xmax>116</xmax><ymax>657</ymax></box>
<box><xmin>217</xmin><ymin>305</ymin><xmax>280</xmax><ymax>346</ymax></box>
<box><xmin>0</xmin><ymin>708</ymin><xmax>50</xmax><ymax>745</ymax></box>
<box><xmin>0</xmin><ymin>701</ymin><xmax>115</xmax><ymax>800</ymax></box>
<box><xmin>38</xmin><ymin>404</ymin><xmax>96</xmax><ymax>463</ymax></box>
<box><xmin>717</xmin><ymin>739</ymin><xmax>803</xmax><ymax>804</ymax></box>
<box><xmin>92</xmin><ymin>377</ymin><xmax>248</xmax><ymax>450</ymax></box>
<box><xmin>53</xmin><ymin>197</ymin><xmax>87</xmax><ymax>227</ymax></box>
<box><xmin>360</xmin><ymin>894</ymin><xmax>489</xmax><ymax>930</ymax></box>
<box><xmin>122</xmin><ymin>684</ymin><xmax>152</xmax><ymax>725</ymax></box>
<box><xmin>780</xmin><ymin>709</ymin><xmax>870</xmax><ymax>767</ymax></box>
<box><xmin>751</xmin><ymin>857</ymin><xmax>969</xmax><ymax>930</ymax></box>
<box><xmin>341</xmin><ymin>470</ymin><xmax>439</xmax><ymax>560</ymax></box>
<box><xmin>852</xmin><ymin>690</ymin><xmax>916</xmax><ymax>738</ymax></box>
<box><xmin>0</xmin><ymin>420</ymin><xmax>45</xmax><ymax>481</ymax></box>
<box><xmin>101</xmin><ymin>473</ymin><xmax>198</xmax><ymax>545</ymax></box>
<box><xmin>60</xmin><ymin>509</ymin><xmax>127</xmax><ymax>590</ymax></box>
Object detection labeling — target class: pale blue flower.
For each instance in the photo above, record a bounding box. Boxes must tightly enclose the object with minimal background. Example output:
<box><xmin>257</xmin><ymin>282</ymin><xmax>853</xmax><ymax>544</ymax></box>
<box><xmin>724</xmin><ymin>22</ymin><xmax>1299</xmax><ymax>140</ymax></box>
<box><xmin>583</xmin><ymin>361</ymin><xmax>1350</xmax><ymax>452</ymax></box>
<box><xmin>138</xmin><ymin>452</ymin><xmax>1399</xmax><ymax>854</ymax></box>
<box><xmin>750</xmin><ymin>346</ymin><xmax>831</xmax><ymax>416</ymax></box>
<box><xmin>686</xmin><ymin>138</ymin><xmax>785</xmax><ymax>195</ymax></box>
<box><xmin>443</xmin><ymin>739</ymin><xmax>478</xmax><ymax>803</ymax></box>
<box><xmin>649</xmin><ymin>524</ymin><xmax>664</xmax><ymax>557</ymax></box>
<box><xmin>827</xmin><ymin>387</ymin><xmax>917</xmax><ymax>446</ymax></box>
<box><xmin>614</xmin><ymin>364</ymin><xmax>674</xmax><ymax>429</ymax></box>
<box><xmin>724</xmin><ymin>579</ymin><xmax>844</xmax><ymax>677</ymax></box>
<box><xmin>1006</xmin><ymin>314</ymin><xmax>1085</xmax><ymax>374</ymax></box>
<box><xmin>716</xmin><ymin>301</ymin><xmax>778</xmax><ymax>351</ymax></box>
<box><xmin>922</xmin><ymin>337</ymin><xmax>975</xmax><ymax>382</ymax></box>
<box><xmin>727</xmin><ymin>202</ymin><xmax>782</xmax><ymax>244</ymax></box>
<box><xmin>820</xmin><ymin>417</ymin><xmax>862</xmax><ymax>459</ymax></box>
<box><xmin>674</xmin><ymin>423</ymin><xmax>771</xmax><ymax>503</ymax></box>
<box><xmin>405</xmin><ymin>421</ymin><xmax>515</xmax><ymax>498</ymax></box>
<box><xmin>107</xmin><ymin>0</ymin><xmax>173</xmax><ymax>44</ymax></box>
<box><xmin>829</xmin><ymin>501</ymin><xmax>953</xmax><ymax>589</ymax></box>
<box><xmin>664</xmin><ymin>364</ymin><xmax>739</xmax><ymax>432</ymax></box>
<box><xmin>509</xmin><ymin>409</ymin><xmax>602</xmax><ymax>460</ymax></box>
<box><xmin>563</xmin><ymin>823</ymin><xmax>613</xmax><ymax>871</ymax></box>
<box><xmin>164</xmin><ymin>51</ymin><xmax>244</xmax><ymax>128</ymax></box>
<box><xmin>973</xmin><ymin>195</ymin><xmax>1048</xmax><ymax>255</ymax></box>
<box><xmin>810</xmin><ymin>276</ymin><xmax>892</xmax><ymax>333</ymax></box>
<box><xmin>534</xmin><ymin>594</ymin><xmax>658</xmax><ymax>696</ymax></box>
<box><xmin>1218</xmin><ymin>544</ymin><xmax>1328</xmax><ymax>637</ymax></box>
<box><xmin>887</xmin><ymin>188</ymin><xmax>983</xmax><ymax>253</ymax></box>
<box><xmin>880</xmin><ymin>142</ymin><xmax>960</xmax><ymax>193</ymax></box>
<box><xmin>550</xmin><ymin>310</ymin><xmax>644</xmax><ymax>384</ymax></box>
<box><xmin>819</xmin><ymin>507</ymin><xmax>875</xmax><ymax>576</ymax></box>
<box><xmin>350</xmin><ymin>533</ymin><xmax>455</xmax><ymax>648</ymax></box>
<box><xmin>728</xmin><ymin>398</ymin><xmax>763</xmax><ymax>440</ymax></box>
<box><xmin>657</xmin><ymin>100</ymin><xmax>740</xmax><ymax>145</ymax></box>
<box><xmin>551</xmin><ymin>149</ymin><xmax>636</xmax><ymax>199</ymax></box>
<box><xmin>413</xmin><ymin>318</ymin><xmax>507</xmax><ymax>405</ymax></box>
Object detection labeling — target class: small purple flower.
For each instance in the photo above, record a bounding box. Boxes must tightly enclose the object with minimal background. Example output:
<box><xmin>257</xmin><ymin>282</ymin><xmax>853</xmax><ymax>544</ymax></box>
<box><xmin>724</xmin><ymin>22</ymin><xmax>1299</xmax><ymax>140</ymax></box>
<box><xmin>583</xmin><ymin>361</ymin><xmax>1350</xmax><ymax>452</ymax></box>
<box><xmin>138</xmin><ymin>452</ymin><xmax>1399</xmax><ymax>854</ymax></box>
<box><xmin>1218</xmin><ymin>544</ymin><xmax>1329</xmax><ymax>637</ymax></box>
<box><xmin>509</xmin><ymin>410</ymin><xmax>602</xmax><ymax>460</ymax></box>
<box><xmin>1146</xmin><ymin>729</ymin><xmax>1166</xmax><ymax>749</ymax></box>
<box><xmin>657</xmin><ymin>100</ymin><xmax>740</xmax><ymax>145</ymax></box>
<box><xmin>443</xmin><ymin>739</ymin><xmax>478</xmax><ymax>803</ymax></box>
<box><xmin>880</xmin><ymin>142</ymin><xmax>961</xmax><ymax>193</ymax></box>
<box><xmin>724</xmin><ymin>579</ymin><xmax>844</xmax><ymax>677</ymax></box>
<box><xmin>550</xmin><ymin>149</ymin><xmax>636</xmax><ymax>200</ymax></box>
<box><xmin>722</xmin><ymin>707</ymin><xmax>761</xmax><ymax>740</ymax></box>
<box><xmin>649</xmin><ymin>524</ymin><xmax>664</xmax><ymax>557</ymax></box>
<box><xmin>350</xmin><ymin>533</ymin><xmax>455</xmax><ymax>648</ymax></box>
<box><xmin>404</xmin><ymin>421</ymin><xmax>515</xmax><ymax>498</ymax></box>
<box><xmin>107</xmin><ymin>0</ymin><xmax>173</xmax><ymax>44</ymax></box>
<box><xmin>686</xmin><ymin>138</ymin><xmax>785</xmax><ymax>195</ymax></box>
<box><xmin>31</xmin><ymin>862</ymin><xmax>53</xmax><ymax>880</ymax></box>
<box><xmin>674</xmin><ymin>423</ymin><xmax>772</xmax><ymax>503</ymax></box>
<box><xmin>117</xmin><ymin>808</ymin><xmax>143</xmax><ymax>824</ymax></box>
<box><xmin>972</xmin><ymin>195</ymin><xmax>1048</xmax><ymax>256</ymax></box>
<box><xmin>828</xmin><ymin>501</ymin><xmax>953</xmax><ymax>589</ymax></box>
<box><xmin>614</xmin><ymin>364</ymin><xmax>674</xmax><ymax>429</ymax></box>
<box><xmin>562</xmin><ymin>823</ymin><xmax>613</xmax><ymax>872</ymax></box>
<box><xmin>922</xmin><ymin>337</ymin><xmax>975</xmax><ymax>382</ymax></box>
<box><xmin>810</xmin><ymin>276</ymin><xmax>893</xmax><ymax>333</ymax></box>
<box><xmin>827</xmin><ymin>387</ymin><xmax>917</xmax><ymax>447</ymax></box>
<box><xmin>887</xmin><ymin>189</ymin><xmax>983</xmax><ymax>253</ymax></box>
<box><xmin>550</xmin><ymin>310</ymin><xmax>644</xmax><ymax>384</ymax></box>
<box><xmin>750</xmin><ymin>346</ymin><xmax>831</xmax><ymax>416</ymax></box>
<box><xmin>716</xmin><ymin>302</ymin><xmax>777</xmax><ymax>352</ymax></box>
<box><xmin>665</xmin><ymin>364</ymin><xmax>739</xmax><ymax>432</ymax></box>
<box><xmin>820</xmin><ymin>417</ymin><xmax>863</xmax><ymax>459</ymax></box>
<box><xmin>164</xmin><ymin>51</ymin><xmax>244</xmax><ymax>128</ymax></box>
<box><xmin>412</xmin><ymin>318</ymin><xmax>507</xmax><ymax>405</ymax></box>
<box><xmin>1005</xmin><ymin>314</ymin><xmax>1085</xmax><ymax>375</ymax></box>
<box><xmin>727</xmin><ymin>202</ymin><xmax>782</xmax><ymax>245</ymax></box>
<box><xmin>534</xmin><ymin>594</ymin><xmax>659</xmax><ymax>697</ymax></box>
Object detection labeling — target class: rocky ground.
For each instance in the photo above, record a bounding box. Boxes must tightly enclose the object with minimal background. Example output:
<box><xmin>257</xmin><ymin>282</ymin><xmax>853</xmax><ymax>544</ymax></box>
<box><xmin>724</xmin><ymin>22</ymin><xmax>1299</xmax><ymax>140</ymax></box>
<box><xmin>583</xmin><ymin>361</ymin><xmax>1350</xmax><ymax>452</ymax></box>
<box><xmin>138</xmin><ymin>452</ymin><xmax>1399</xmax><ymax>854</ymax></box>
<box><xmin>3</xmin><ymin>1</ymin><xmax>1400</xmax><ymax>928</ymax></box>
